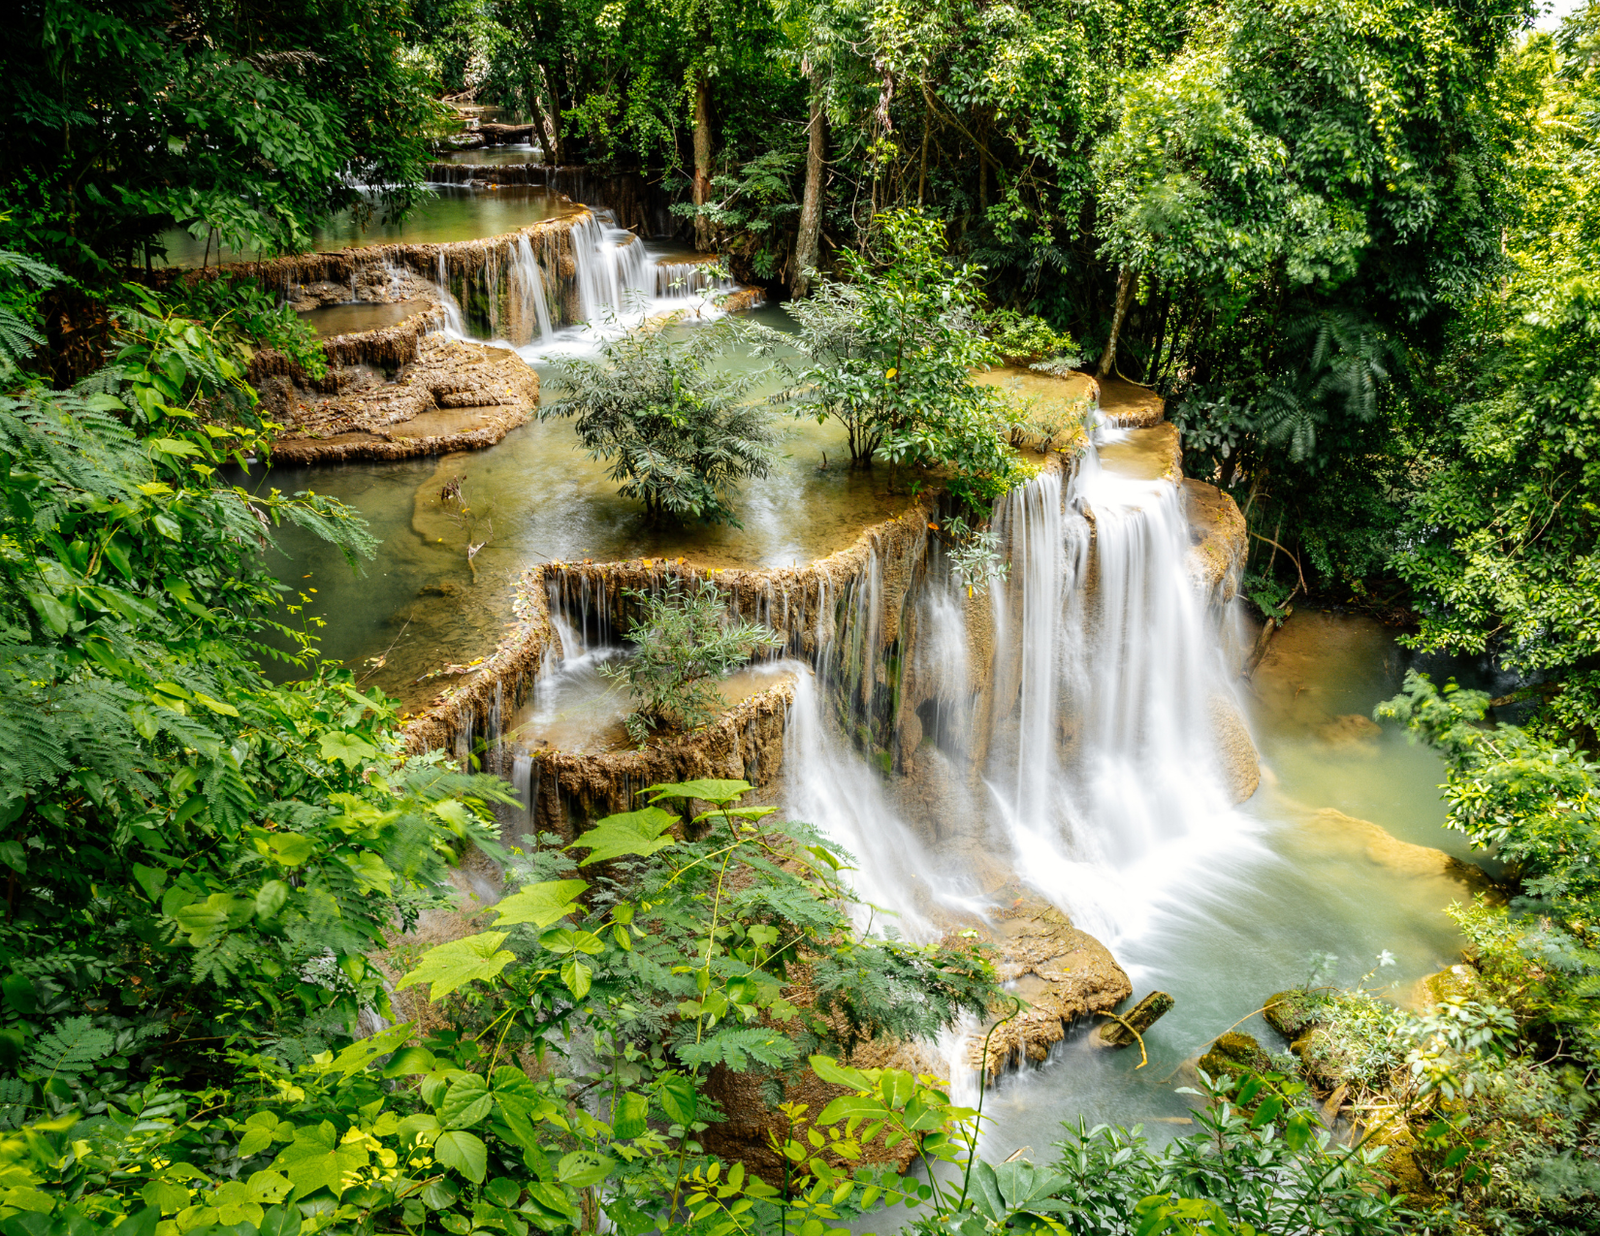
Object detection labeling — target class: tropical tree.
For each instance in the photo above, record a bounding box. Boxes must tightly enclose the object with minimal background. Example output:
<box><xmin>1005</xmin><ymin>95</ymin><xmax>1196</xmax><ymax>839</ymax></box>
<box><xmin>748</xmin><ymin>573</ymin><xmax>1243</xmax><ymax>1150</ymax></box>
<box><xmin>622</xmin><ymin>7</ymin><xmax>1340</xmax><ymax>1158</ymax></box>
<box><xmin>542</xmin><ymin>317</ymin><xmax>781</xmax><ymax>525</ymax></box>
<box><xmin>771</xmin><ymin>209</ymin><xmax>1014</xmax><ymax>501</ymax></box>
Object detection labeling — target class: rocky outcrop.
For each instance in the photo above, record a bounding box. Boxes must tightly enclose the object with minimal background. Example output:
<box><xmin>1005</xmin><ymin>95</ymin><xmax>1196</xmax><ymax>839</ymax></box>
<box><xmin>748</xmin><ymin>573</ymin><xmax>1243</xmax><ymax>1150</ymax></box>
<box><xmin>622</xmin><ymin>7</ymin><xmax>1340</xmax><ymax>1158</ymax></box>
<box><xmin>1211</xmin><ymin>694</ymin><xmax>1261</xmax><ymax>803</ymax></box>
<box><xmin>1198</xmin><ymin>1031</ymin><xmax>1273</xmax><ymax>1080</ymax></box>
<box><xmin>962</xmin><ymin>889</ymin><xmax>1132</xmax><ymax>1079</ymax></box>
<box><xmin>1098</xmin><ymin>376</ymin><xmax>1166</xmax><ymax>428</ymax></box>
<box><xmin>401</xmin><ymin>493</ymin><xmax>938</xmax><ymax>762</ymax></box>
<box><xmin>1183</xmin><ymin>478</ymin><xmax>1248</xmax><ymax>608</ymax></box>
<box><xmin>519</xmin><ymin>678</ymin><xmax>795</xmax><ymax>843</ymax></box>
<box><xmin>260</xmin><ymin>336</ymin><xmax>538</xmax><ymax>465</ymax></box>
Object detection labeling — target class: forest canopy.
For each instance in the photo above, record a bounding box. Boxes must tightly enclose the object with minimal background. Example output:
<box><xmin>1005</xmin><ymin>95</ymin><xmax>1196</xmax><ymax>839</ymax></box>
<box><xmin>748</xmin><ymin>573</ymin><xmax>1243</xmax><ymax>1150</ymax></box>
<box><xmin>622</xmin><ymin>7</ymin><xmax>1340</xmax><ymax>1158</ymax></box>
<box><xmin>2</xmin><ymin>0</ymin><xmax>1600</xmax><ymax>1233</ymax></box>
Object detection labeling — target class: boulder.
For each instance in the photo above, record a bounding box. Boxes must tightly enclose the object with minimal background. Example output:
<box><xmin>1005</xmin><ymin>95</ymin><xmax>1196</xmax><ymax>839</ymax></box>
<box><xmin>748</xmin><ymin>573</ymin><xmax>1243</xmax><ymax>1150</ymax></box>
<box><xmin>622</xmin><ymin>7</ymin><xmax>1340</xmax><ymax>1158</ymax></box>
<box><xmin>1262</xmin><ymin>989</ymin><xmax>1325</xmax><ymax>1041</ymax></box>
<box><xmin>1211</xmin><ymin>694</ymin><xmax>1261</xmax><ymax>803</ymax></box>
<box><xmin>1198</xmin><ymin>1031</ymin><xmax>1273</xmax><ymax>1081</ymax></box>
<box><xmin>962</xmin><ymin>887</ymin><xmax>1132</xmax><ymax>1079</ymax></box>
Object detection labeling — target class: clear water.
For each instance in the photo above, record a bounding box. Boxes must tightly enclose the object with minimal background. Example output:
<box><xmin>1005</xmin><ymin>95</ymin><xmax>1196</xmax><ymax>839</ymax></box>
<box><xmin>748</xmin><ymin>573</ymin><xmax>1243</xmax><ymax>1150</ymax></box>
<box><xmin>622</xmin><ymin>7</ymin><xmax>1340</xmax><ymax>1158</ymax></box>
<box><xmin>251</xmin><ymin>309</ymin><xmax>907</xmax><ymax>706</ymax></box>
<box><xmin>430</xmin><ymin>146</ymin><xmax>543</xmax><ymax>166</ymax></box>
<box><xmin>153</xmin><ymin>187</ymin><xmax>575</xmax><ymax>266</ymax></box>
<box><xmin>298</xmin><ymin>300</ymin><xmax>430</xmax><ymax>337</ymax></box>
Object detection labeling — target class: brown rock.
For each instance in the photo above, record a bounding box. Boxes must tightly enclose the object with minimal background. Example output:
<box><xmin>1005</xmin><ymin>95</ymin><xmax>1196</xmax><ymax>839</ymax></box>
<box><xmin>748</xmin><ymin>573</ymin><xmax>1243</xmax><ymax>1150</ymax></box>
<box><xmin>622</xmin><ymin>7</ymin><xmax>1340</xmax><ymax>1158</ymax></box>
<box><xmin>964</xmin><ymin>888</ymin><xmax>1132</xmax><ymax>1080</ymax></box>
<box><xmin>1198</xmin><ymin>1031</ymin><xmax>1272</xmax><ymax>1081</ymax></box>
<box><xmin>1211</xmin><ymin>694</ymin><xmax>1261</xmax><ymax>803</ymax></box>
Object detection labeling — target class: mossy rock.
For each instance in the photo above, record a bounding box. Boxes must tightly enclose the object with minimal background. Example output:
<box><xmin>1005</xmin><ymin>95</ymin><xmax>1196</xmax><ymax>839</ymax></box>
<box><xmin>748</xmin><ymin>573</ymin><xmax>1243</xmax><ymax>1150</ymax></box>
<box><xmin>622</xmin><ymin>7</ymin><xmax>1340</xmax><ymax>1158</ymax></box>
<box><xmin>1198</xmin><ymin>1031</ymin><xmax>1273</xmax><ymax>1081</ymax></box>
<box><xmin>1263</xmin><ymin>989</ymin><xmax>1325</xmax><ymax>1040</ymax></box>
<box><xmin>1415</xmin><ymin>964</ymin><xmax>1482</xmax><ymax>1010</ymax></box>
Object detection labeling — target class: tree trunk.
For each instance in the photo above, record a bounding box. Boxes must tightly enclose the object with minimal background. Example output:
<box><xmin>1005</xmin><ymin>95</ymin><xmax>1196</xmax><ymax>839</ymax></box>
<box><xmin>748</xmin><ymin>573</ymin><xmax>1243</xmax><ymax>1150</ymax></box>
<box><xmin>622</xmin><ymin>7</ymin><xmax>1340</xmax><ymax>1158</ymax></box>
<box><xmin>791</xmin><ymin>75</ymin><xmax>826</xmax><ymax>298</ymax></box>
<box><xmin>693</xmin><ymin>72</ymin><xmax>714</xmax><ymax>252</ymax></box>
<box><xmin>1097</xmin><ymin>266</ymin><xmax>1136</xmax><ymax>379</ymax></box>
<box><xmin>529</xmin><ymin>66</ymin><xmax>557</xmax><ymax>165</ymax></box>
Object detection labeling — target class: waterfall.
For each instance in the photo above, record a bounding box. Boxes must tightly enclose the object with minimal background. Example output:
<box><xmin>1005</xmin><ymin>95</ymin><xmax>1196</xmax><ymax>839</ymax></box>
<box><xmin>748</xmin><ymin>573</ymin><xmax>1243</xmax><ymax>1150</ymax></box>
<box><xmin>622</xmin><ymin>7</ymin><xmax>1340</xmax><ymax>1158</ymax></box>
<box><xmin>782</xmin><ymin>671</ymin><xmax>943</xmax><ymax>941</ymax></box>
<box><xmin>655</xmin><ymin>261</ymin><xmax>735</xmax><ymax>299</ymax></box>
<box><xmin>567</xmin><ymin>214</ymin><xmax>656</xmax><ymax>325</ymax></box>
<box><xmin>783</xmin><ymin>428</ymin><xmax>1249</xmax><ymax>951</ymax></box>
<box><xmin>435</xmin><ymin>254</ymin><xmax>467</xmax><ymax>336</ymax></box>
<box><xmin>512</xmin><ymin>236</ymin><xmax>554</xmax><ymax>345</ymax></box>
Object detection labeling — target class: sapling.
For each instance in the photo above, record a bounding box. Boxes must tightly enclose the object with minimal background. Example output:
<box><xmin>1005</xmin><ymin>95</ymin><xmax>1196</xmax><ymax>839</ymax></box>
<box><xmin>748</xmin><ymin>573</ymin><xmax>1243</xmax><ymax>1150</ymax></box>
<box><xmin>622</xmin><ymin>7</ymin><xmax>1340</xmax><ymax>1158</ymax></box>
<box><xmin>603</xmin><ymin>579</ymin><xmax>785</xmax><ymax>744</ymax></box>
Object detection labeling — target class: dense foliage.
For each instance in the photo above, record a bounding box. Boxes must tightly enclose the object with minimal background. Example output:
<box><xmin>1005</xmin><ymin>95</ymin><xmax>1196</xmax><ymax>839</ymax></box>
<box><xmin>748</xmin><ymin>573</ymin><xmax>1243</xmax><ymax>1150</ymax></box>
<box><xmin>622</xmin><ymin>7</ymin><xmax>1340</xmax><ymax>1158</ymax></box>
<box><xmin>600</xmin><ymin>582</ymin><xmax>785</xmax><ymax>745</ymax></box>
<box><xmin>3</xmin><ymin>0</ymin><xmax>1600</xmax><ymax>1232</ymax></box>
<box><xmin>542</xmin><ymin>317</ymin><xmax>780</xmax><ymax>526</ymax></box>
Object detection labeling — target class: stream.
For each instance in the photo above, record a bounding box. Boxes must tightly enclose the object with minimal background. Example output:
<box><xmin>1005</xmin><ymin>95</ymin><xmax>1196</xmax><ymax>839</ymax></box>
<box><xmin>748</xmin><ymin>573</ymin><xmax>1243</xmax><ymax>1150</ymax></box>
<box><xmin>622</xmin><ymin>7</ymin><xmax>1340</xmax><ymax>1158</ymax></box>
<box><xmin>246</xmin><ymin>183</ymin><xmax>1496</xmax><ymax>1176</ymax></box>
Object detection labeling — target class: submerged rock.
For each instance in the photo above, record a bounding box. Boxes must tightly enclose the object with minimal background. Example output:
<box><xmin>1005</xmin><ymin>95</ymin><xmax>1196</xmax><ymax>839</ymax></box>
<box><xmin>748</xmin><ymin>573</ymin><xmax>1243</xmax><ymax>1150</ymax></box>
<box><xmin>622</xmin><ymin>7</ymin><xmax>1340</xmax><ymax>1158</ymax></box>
<box><xmin>1304</xmin><ymin>808</ymin><xmax>1499</xmax><ymax>896</ymax></box>
<box><xmin>1315</xmin><ymin>713</ymin><xmax>1382</xmax><ymax>747</ymax></box>
<box><xmin>1198</xmin><ymin>1031</ymin><xmax>1273</xmax><ymax>1081</ymax></box>
<box><xmin>1211</xmin><ymin>694</ymin><xmax>1261</xmax><ymax>803</ymax></box>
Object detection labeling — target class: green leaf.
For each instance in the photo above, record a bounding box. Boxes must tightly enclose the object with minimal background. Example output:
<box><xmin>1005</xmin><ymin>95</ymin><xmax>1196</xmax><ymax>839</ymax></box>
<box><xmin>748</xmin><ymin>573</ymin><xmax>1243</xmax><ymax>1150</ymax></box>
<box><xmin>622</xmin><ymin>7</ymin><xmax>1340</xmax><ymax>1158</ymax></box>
<box><xmin>568</xmin><ymin>808</ymin><xmax>679</xmax><ymax>863</ymax></box>
<box><xmin>484</xmin><ymin>1178</ymin><xmax>521</xmax><ymax>1208</ymax></box>
<box><xmin>170</xmin><ymin>893</ymin><xmax>254</xmax><ymax>946</ymax></box>
<box><xmin>561</xmin><ymin>958</ymin><xmax>592</xmax><ymax>1001</ymax></box>
<box><xmin>612</xmin><ymin>1092</ymin><xmax>649</xmax><ymax>1140</ymax></box>
<box><xmin>396</xmin><ymin>933</ymin><xmax>516</xmax><ymax>1000</ymax></box>
<box><xmin>557</xmin><ymin>1150</ymin><xmax>615</xmax><ymax>1188</ymax></box>
<box><xmin>272</xmin><ymin>1122</ymin><xmax>369</xmax><ymax>1199</ymax></box>
<box><xmin>439</xmin><ymin>1075</ymin><xmax>495</xmax><ymax>1129</ymax></box>
<box><xmin>383</xmin><ymin>1046</ymin><xmax>436</xmax><ymax>1078</ymax></box>
<box><xmin>327</xmin><ymin>1022</ymin><xmax>416</xmax><ymax>1077</ymax></box>
<box><xmin>645</xmin><ymin>779</ymin><xmax>752</xmax><ymax>806</ymax></box>
<box><xmin>658</xmin><ymin>1074</ymin><xmax>698</xmax><ymax>1125</ymax></box>
<box><xmin>525</xmin><ymin>1182</ymin><xmax>578</xmax><ymax>1223</ymax></box>
<box><xmin>262</xmin><ymin>833</ymin><xmax>315</xmax><ymax>866</ymax></box>
<box><xmin>140</xmin><ymin>1179</ymin><xmax>191</xmax><ymax>1214</ymax></box>
<box><xmin>255</xmin><ymin>879</ymin><xmax>289</xmax><ymax>920</ymax></box>
<box><xmin>318</xmin><ymin>731</ymin><xmax>377</xmax><ymax>769</ymax></box>
<box><xmin>492</xmin><ymin>879</ymin><xmax>588</xmax><ymax>928</ymax></box>
<box><xmin>809</xmin><ymin>1055</ymin><xmax>871</xmax><ymax>1093</ymax></box>
<box><xmin>131</xmin><ymin>863</ymin><xmax>166</xmax><ymax>902</ymax></box>
<box><xmin>433</xmin><ymin>1130</ymin><xmax>488</xmax><ymax>1183</ymax></box>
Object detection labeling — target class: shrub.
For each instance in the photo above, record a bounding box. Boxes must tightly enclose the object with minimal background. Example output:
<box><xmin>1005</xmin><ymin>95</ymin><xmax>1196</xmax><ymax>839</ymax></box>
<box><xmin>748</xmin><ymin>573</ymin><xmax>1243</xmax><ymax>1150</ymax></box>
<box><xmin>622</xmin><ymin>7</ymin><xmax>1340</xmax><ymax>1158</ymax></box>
<box><xmin>542</xmin><ymin>317</ymin><xmax>780</xmax><ymax>526</ymax></box>
<box><xmin>602</xmin><ymin>580</ymin><xmax>785</xmax><ymax>745</ymax></box>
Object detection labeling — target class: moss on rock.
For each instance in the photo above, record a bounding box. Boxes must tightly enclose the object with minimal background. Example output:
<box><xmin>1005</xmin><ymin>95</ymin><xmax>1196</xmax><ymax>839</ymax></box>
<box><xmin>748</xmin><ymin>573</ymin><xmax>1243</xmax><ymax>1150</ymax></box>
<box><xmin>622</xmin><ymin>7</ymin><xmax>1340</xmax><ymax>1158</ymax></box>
<box><xmin>1198</xmin><ymin>1031</ymin><xmax>1273</xmax><ymax>1081</ymax></box>
<box><xmin>1263</xmin><ymin>988</ymin><xmax>1326</xmax><ymax>1040</ymax></box>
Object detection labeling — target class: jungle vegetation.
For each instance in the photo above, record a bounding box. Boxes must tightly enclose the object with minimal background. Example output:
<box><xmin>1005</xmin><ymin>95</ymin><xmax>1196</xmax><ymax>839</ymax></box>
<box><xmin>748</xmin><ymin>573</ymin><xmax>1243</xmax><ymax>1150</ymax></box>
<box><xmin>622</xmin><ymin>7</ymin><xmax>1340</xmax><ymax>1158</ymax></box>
<box><xmin>0</xmin><ymin>0</ymin><xmax>1598</xmax><ymax>1232</ymax></box>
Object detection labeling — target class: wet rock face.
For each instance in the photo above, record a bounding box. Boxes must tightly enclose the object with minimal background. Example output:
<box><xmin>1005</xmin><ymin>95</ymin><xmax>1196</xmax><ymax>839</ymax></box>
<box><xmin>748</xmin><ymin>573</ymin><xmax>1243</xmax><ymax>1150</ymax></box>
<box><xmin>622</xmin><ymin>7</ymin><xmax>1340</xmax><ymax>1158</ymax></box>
<box><xmin>962</xmin><ymin>889</ymin><xmax>1132</xmax><ymax>1079</ymax></box>
<box><xmin>1211</xmin><ymin>694</ymin><xmax>1261</xmax><ymax>803</ymax></box>
<box><xmin>261</xmin><ymin>336</ymin><xmax>538</xmax><ymax>465</ymax></box>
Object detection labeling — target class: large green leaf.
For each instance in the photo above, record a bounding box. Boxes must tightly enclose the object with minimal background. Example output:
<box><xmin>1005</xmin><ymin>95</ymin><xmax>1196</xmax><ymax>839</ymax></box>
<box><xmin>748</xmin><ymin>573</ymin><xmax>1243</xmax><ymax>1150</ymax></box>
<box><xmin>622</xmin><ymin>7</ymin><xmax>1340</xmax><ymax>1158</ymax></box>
<box><xmin>327</xmin><ymin>1022</ymin><xmax>416</xmax><ymax>1077</ymax></box>
<box><xmin>568</xmin><ymin>808</ymin><xmax>678</xmax><ymax>864</ymax></box>
<box><xmin>396</xmin><ymin>933</ymin><xmax>516</xmax><ymax>1000</ymax></box>
<box><xmin>492</xmin><ymin>879</ymin><xmax>588</xmax><ymax>928</ymax></box>
<box><xmin>433</xmin><ymin>1130</ymin><xmax>488</xmax><ymax>1183</ymax></box>
<box><xmin>645</xmin><ymin>779</ymin><xmax>752</xmax><ymax>806</ymax></box>
<box><xmin>611</xmin><ymin>1092</ymin><xmax>649</xmax><ymax>1140</ymax></box>
<box><xmin>272</xmin><ymin>1122</ymin><xmax>369</xmax><ymax>1200</ymax></box>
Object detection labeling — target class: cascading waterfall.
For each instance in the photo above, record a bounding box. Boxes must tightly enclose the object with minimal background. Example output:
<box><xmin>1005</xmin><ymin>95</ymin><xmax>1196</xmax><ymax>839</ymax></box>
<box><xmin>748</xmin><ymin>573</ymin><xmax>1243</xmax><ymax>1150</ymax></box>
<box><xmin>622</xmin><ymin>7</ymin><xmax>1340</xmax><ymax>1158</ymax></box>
<box><xmin>787</xmin><ymin>426</ymin><xmax>1249</xmax><ymax>949</ymax></box>
<box><xmin>568</xmin><ymin>214</ymin><xmax>655</xmax><ymax>324</ymax></box>
<box><xmin>782</xmin><ymin>671</ymin><xmax>943</xmax><ymax>941</ymax></box>
<box><xmin>435</xmin><ymin>253</ymin><xmax>468</xmax><ymax>335</ymax></box>
<box><xmin>655</xmin><ymin>261</ymin><xmax>736</xmax><ymax>299</ymax></box>
<box><xmin>511</xmin><ymin>236</ymin><xmax>555</xmax><ymax>345</ymax></box>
